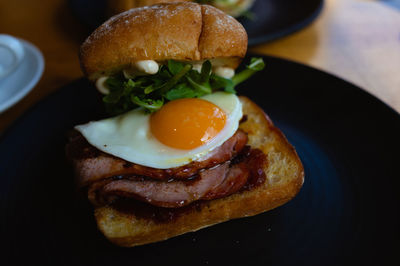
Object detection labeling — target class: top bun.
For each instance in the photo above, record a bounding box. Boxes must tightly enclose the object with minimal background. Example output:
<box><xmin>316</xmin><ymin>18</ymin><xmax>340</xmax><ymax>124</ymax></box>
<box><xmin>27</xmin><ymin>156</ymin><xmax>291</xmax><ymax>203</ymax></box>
<box><xmin>80</xmin><ymin>2</ymin><xmax>248</xmax><ymax>81</ymax></box>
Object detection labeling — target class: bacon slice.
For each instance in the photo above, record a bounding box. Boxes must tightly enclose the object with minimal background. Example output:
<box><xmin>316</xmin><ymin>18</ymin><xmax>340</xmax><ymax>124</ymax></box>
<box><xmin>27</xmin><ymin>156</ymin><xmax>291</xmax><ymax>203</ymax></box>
<box><xmin>203</xmin><ymin>148</ymin><xmax>268</xmax><ymax>199</ymax></box>
<box><xmin>66</xmin><ymin>130</ymin><xmax>248</xmax><ymax>186</ymax></box>
<box><xmin>85</xmin><ymin>147</ymin><xmax>267</xmax><ymax>208</ymax></box>
<box><xmin>94</xmin><ymin>162</ymin><xmax>231</xmax><ymax>208</ymax></box>
<box><xmin>67</xmin><ymin>127</ymin><xmax>268</xmax><ymax>209</ymax></box>
<box><xmin>88</xmin><ymin>158</ymin><xmax>260</xmax><ymax>208</ymax></box>
<box><xmin>202</xmin><ymin>162</ymin><xmax>249</xmax><ymax>200</ymax></box>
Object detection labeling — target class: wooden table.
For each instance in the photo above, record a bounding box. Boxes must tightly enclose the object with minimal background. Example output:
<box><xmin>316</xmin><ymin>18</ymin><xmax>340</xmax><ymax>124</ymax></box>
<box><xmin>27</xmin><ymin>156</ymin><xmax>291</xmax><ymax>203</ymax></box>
<box><xmin>0</xmin><ymin>0</ymin><xmax>399</xmax><ymax>132</ymax></box>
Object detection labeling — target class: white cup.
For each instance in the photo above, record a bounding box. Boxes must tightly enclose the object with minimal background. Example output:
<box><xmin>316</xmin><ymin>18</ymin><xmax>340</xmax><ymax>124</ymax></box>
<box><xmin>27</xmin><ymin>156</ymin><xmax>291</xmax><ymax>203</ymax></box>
<box><xmin>0</xmin><ymin>34</ymin><xmax>25</xmax><ymax>79</ymax></box>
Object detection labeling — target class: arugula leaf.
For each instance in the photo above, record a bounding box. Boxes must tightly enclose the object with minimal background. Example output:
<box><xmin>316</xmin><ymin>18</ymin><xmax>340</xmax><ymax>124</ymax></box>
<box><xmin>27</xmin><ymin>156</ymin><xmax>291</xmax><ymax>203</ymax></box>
<box><xmin>247</xmin><ymin>57</ymin><xmax>265</xmax><ymax>71</ymax></box>
<box><xmin>240</xmin><ymin>10</ymin><xmax>256</xmax><ymax>20</ymax></box>
<box><xmin>103</xmin><ymin>91</ymin><xmax>122</xmax><ymax>104</ymax></box>
<box><xmin>101</xmin><ymin>57</ymin><xmax>265</xmax><ymax>114</ymax></box>
<box><xmin>159</xmin><ymin>63</ymin><xmax>192</xmax><ymax>94</ymax></box>
<box><xmin>232</xmin><ymin>57</ymin><xmax>265</xmax><ymax>85</ymax></box>
<box><xmin>105</xmin><ymin>77</ymin><xmax>124</xmax><ymax>90</ymax></box>
<box><xmin>186</xmin><ymin>76</ymin><xmax>212</xmax><ymax>95</ymax></box>
<box><xmin>167</xmin><ymin>60</ymin><xmax>185</xmax><ymax>75</ymax></box>
<box><xmin>131</xmin><ymin>95</ymin><xmax>164</xmax><ymax>111</ymax></box>
<box><xmin>103</xmin><ymin>77</ymin><xmax>125</xmax><ymax>103</ymax></box>
<box><xmin>144</xmin><ymin>84</ymin><xmax>155</xmax><ymax>94</ymax></box>
<box><xmin>210</xmin><ymin>74</ymin><xmax>235</xmax><ymax>93</ymax></box>
<box><xmin>165</xmin><ymin>84</ymin><xmax>198</xmax><ymax>100</ymax></box>
<box><xmin>200</xmin><ymin>60</ymin><xmax>212</xmax><ymax>83</ymax></box>
<box><xmin>194</xmin><ymin>0</ymin><xmax>255</xmax><ymax>18</ymax></box>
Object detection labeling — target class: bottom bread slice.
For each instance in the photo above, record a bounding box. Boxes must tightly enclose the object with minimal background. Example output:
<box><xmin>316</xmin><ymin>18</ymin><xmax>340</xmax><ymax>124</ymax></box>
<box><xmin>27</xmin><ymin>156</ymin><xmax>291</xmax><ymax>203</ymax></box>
<box><xmin>94</xmin><ymin>96</ymin><xmax>304</xmax><ymax>247</ymax></box>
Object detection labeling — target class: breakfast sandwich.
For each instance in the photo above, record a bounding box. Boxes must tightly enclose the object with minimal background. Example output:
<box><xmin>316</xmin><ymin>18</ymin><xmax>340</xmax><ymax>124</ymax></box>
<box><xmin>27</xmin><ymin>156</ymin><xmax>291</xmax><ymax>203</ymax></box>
<box><xmin>107</xmin><ymin>0</ymin><xmax>255</xmax><ymax>18</ymax></box>
<box><xmin>66</xmin><ymin>2</ymin><xmax>304</xmax><ymax>247</ymax></box>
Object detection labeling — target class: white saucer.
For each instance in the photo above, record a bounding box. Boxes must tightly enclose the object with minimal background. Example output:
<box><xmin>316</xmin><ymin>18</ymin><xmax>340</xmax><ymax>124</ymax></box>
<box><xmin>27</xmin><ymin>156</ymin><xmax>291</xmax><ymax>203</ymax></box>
<box><xmin>0</xmin><ymin>39</ymin><xmax>44</xmax><ymax>113</ymax></box>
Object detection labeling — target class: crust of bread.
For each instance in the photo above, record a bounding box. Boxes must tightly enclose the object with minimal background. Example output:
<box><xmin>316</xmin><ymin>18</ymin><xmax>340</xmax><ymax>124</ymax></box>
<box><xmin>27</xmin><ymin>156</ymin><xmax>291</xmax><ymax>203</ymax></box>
<box><xmin>80</xmin><ymin>2</ymin><xmax>247</xmax><ymax>81</ymax></box>
<box><xmin>198</xmin><ymin>5</ymin><xmax>247</xmax><ymax>61</ymax></box>
<box><xmin>94</xmin><ymin>96</ymin><xmax>304</xmax><ymax>247</ymax></box>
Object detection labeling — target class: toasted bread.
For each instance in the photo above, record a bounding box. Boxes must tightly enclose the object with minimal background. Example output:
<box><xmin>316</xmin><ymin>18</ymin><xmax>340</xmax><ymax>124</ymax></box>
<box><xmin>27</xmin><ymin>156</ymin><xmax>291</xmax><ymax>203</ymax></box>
<box><xmin>94</xmin><ymin>96</ymin><xmax>304</xmax><ymax>247</ymax></box>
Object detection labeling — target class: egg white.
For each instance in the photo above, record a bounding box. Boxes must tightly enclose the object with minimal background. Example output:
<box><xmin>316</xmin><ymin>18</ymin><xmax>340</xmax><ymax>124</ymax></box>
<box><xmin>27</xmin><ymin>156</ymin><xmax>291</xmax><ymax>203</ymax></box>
<box><xmin>75</xmin><ymin>92</ymin><xmax>242</xmax><ymax>169</ymax></box>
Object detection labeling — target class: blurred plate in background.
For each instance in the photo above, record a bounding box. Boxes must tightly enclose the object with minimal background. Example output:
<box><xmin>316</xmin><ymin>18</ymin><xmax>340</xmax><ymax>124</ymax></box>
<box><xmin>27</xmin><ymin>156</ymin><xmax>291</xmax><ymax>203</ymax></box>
<box><xmin>69</xmin><ymin>0</ymin><xmax>323</xmax><ymax>46</ymax></box>
<box><xmin>0</xmin><ymin>38</ymin><xmax>44</xmax><ymax>113</ymax></box>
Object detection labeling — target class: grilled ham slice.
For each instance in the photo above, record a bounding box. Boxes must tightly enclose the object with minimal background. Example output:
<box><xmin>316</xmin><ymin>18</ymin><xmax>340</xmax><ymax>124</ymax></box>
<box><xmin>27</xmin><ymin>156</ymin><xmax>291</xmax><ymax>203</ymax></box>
<box><xmin>83</xmin><ymin>146</ymin><xmax>266</xmax><ymax>208</ymax></box>
<box><xmin>67</xmin><ymin>128</ymin><xmax>269</xmax><ymax>208</ymax></box>
<box><xmin>66</xmin><ymin>130</ymin><xmax>248</xmax><ymax>186</ymax></box>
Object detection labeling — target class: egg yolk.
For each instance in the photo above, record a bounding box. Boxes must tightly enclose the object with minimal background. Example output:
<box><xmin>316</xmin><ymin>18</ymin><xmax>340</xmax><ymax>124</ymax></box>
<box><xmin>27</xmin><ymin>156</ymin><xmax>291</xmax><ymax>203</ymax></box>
<box><xmin>150</xmin><ymin>98</ymin><xmax>227</xmax><ymax>150</ymax></box>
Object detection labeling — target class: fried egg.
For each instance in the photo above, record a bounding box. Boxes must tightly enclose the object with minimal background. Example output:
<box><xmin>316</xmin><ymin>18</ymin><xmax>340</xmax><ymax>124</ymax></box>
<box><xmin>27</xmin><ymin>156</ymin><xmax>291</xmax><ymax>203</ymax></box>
<box><xmin>75</xmin><ymin>92</ymin><xmax>242</xmax><ymax>169</ymax></box>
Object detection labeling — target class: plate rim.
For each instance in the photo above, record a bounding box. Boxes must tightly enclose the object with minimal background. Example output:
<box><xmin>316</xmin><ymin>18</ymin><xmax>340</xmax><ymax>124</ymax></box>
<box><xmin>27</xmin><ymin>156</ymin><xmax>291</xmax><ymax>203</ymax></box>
<box><xmin>68</xmin><ymin>0</ymin><xmax>325</xmax><ymax>46</ymax></box>
<box><xmin>0</xmin><ymin>39</ymin><xmax>45</xmax><ymax>114</ymax></box>
<box><xmin>247</xmin><ymin>0</ymin><xmax>324</xmax><ymax>46</ymax></box>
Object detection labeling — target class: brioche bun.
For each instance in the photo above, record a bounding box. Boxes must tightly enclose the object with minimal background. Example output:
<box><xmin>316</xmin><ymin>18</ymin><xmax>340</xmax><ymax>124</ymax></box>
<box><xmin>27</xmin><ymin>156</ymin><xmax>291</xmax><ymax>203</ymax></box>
<box><xmin>80</xmin><ymin>2</ymin><xmax>248</xmax><ymax>81</ymax></box>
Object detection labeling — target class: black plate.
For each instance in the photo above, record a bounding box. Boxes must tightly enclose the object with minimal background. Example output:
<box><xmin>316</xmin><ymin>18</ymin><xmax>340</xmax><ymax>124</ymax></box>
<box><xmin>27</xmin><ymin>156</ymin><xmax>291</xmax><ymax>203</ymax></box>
<box><xmin>69</xmin><ymin>0</ymin><xmax>323</xmax><ymax>46</ymax></box>
<box><xmin>1</xmin><ymin>55</ymin><xmax>399</xmax><ymax>265</ymax></box>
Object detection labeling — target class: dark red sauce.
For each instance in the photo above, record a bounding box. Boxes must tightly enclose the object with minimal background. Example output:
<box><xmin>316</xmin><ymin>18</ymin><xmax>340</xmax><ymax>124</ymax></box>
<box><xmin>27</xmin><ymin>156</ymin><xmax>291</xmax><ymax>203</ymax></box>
<box><xmin>239</xmin><ymin>114</ymin><xmax>248</xmax><ymax>124</ymax></box>
<box><xmin>112</xmin><ymin>198</ymin><xmax>205</xmax><ymax>223</ymax></box>
<box><xmin>241</xmin><ymin>148</ymin><xmax>268</xmax><ymax>191</ymax></box>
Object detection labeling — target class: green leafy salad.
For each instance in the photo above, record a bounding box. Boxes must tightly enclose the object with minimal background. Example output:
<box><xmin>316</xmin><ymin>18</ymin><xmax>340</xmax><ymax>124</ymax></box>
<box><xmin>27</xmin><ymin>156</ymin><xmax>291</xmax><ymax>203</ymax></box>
<box><xmin>195</xmin><ymin>0</ymin><xmax>255</xmax><ymax>19</ymax></box>
<box><xmin>102</xmin><ymin>57</ymin><xmax>265</xmax><ymax>115</ymax></box>
<box><xmin>196</xmin><ymin>0</ymin><xmax>241</xmax><ymax>8</ymax></box>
